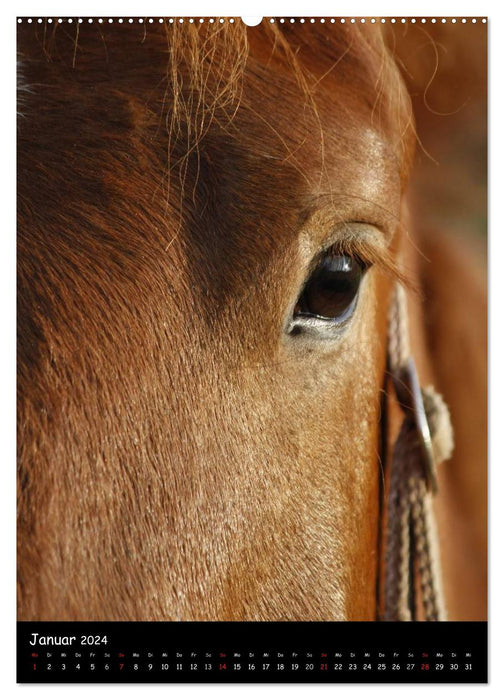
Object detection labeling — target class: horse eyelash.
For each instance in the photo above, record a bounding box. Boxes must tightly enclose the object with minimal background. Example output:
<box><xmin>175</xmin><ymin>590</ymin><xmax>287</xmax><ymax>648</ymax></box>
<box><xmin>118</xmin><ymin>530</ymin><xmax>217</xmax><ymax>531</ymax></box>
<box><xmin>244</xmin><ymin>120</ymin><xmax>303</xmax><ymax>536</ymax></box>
<box><xmin>327</xmin><ymin>238</ymin><xmax>416</xmax><ymax>292</ymax></box>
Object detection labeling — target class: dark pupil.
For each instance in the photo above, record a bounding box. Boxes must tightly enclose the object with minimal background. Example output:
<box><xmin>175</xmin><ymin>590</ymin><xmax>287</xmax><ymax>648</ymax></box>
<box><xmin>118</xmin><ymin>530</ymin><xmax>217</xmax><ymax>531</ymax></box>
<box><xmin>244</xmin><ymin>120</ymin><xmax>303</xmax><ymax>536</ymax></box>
<box><xmin>296</xmin><ymin>255</ymin><xmax>363</xmax><ymax>320</ymax></box>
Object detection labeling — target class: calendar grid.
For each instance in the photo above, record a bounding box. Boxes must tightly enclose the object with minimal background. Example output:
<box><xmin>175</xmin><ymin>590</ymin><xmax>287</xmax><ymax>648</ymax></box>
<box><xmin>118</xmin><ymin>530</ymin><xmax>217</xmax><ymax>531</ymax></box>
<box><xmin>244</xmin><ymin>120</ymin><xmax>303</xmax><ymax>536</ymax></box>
<box><xmin>17</xmin><ymin>621</ymin><xmax>487</xmax><ymax>683</ymax></box>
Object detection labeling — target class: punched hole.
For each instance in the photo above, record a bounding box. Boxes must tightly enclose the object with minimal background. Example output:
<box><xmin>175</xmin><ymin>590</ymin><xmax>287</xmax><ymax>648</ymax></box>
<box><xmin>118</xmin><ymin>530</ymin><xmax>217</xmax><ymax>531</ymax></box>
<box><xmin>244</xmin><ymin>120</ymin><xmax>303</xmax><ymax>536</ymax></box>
<box><xmin>241</xmin><ymin>16</ymin><xmax>263</xmax><ymax>26</ymax></box>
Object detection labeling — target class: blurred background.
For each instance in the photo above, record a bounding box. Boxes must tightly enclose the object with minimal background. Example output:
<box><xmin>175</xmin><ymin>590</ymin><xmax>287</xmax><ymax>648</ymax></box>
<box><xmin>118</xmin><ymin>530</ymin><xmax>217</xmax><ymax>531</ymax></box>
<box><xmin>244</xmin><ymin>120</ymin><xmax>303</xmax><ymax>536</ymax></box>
<box><xmin>389</xmin><ymin>20</ymin><xmax>487</xmax><ymax>248</ymax></box>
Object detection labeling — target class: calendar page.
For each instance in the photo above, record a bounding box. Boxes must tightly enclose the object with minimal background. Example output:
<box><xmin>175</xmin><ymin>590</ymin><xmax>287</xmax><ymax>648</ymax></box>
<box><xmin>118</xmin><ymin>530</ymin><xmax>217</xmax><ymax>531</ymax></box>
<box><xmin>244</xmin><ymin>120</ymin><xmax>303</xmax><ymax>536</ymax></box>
<box><xmin>16</xmin><ymin>14</ymin><xmax>487</xmax><ymax>684</ymax></box>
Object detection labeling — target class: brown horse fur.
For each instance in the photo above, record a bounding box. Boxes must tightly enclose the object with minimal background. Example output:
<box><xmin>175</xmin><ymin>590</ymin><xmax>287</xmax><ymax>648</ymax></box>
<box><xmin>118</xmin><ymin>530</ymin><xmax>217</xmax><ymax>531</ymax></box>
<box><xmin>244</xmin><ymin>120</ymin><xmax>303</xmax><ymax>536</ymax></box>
<box><xmin>17</xmin><ymin>20</ymin><xmax>486</xmax><ymax>621</ymax></box>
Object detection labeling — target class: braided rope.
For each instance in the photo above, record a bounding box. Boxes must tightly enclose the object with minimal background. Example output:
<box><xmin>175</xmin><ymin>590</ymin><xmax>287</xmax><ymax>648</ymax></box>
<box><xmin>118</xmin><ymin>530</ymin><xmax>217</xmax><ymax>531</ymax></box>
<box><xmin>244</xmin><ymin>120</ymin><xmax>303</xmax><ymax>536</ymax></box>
<box><xmin>383</xmin><ymin>283</ymin><xmax>452</xmax><ymax>622</ymax></box>
<box><xmin>384</xmin><ymin>420</ymin><xmax>412</xmax><ymax>621</ymax></box>
<box><xmin>388</xmin><ymin>283</ymin><xmax>410</xmax><ymax>369</ymax></box>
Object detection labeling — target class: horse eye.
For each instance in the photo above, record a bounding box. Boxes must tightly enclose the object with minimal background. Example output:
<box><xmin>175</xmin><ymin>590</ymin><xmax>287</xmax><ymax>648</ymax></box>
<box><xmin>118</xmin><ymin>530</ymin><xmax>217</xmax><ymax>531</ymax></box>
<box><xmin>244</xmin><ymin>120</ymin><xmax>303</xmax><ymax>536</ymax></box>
<box><xmin>294</xmin><ymin>254</ymin><xmax>365</xmax><ymax>323</ymax></box>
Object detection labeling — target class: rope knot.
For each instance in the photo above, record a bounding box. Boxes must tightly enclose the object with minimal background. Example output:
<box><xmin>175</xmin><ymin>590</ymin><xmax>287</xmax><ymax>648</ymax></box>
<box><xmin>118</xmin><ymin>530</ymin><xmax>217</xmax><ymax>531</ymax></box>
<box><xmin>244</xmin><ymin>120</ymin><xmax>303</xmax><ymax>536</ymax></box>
<box><xmin>421</xmin><ymin>386</ymin><xmax>454</xmax><ymax>466</ymax></box>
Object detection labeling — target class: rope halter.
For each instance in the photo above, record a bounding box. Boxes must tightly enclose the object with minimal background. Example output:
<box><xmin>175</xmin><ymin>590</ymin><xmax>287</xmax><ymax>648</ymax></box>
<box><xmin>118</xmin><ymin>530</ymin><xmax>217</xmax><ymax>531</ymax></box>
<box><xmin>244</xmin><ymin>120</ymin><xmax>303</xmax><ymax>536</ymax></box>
<box><xmin>383</xmin><ymin>283</ymin><xmax>454</xmax><ymax>621</ymax></box>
